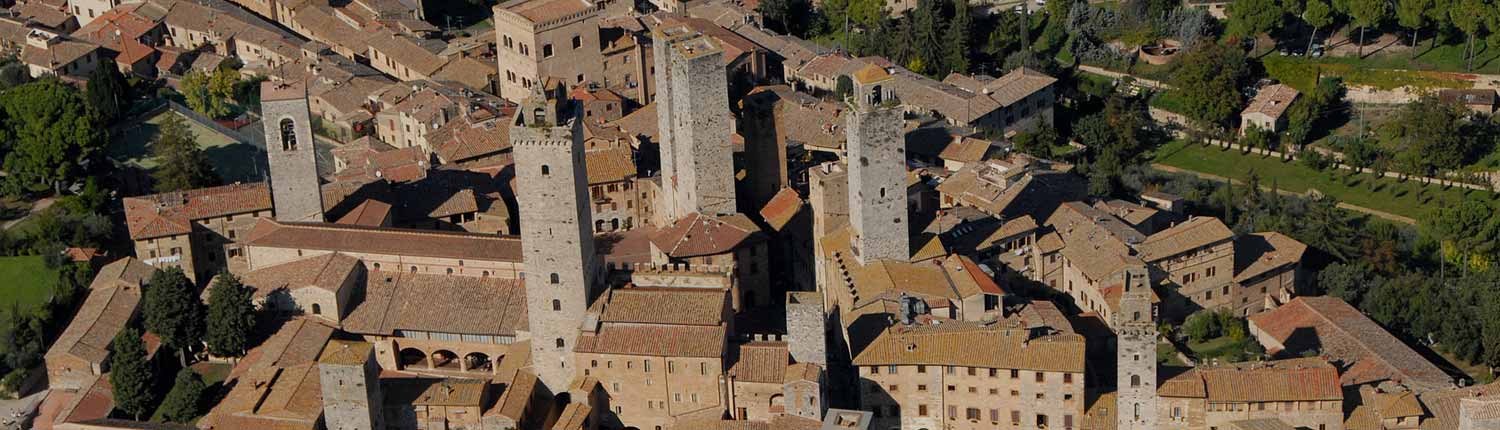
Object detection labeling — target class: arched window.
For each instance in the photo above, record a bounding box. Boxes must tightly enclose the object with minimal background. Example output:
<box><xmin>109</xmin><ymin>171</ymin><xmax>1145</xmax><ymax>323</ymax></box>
<box><xmin>372</xmin><ymin>262</ymin><xmax>380</xmax><ymax>271</ymax></box>
<box><xmin>1130</xmin><ymin>374</ymin><xmax>1141</xmax><ymax>387</ymax></box>
<box><xmin>550</xmin><ymin>273</ymin><xmax>560</xmax><ymax>284</ymax></box>
<box><xmin>541</xmin><ymin>165</ymin><xmax>551</xmax><ymax>176</ymax></box>
<box><xmin>555</xmin><ymin>338</ymin><xmax>565</xmax><ymax>349</ymax></box>
<box><xmin>879</xmin><ymin>187</ymin><xmax>886</xmax><ymax>198</ymax></box>
<box><xmin>482</xmin><ymin>270</ymin><xmax>490</xmax><ymax>277</ymax></box>
<box><xmin>552</xmin><ymin>299</ymin><xmax>561</xmax><ymax>311</ymax></box>
<box><xmin>311</xmin><ymin>303</ymin><xmax>321</xmax><ymax>315</ymax></box>
<box><xmin>279</xmin><ymin>118</ymin><xmax>298</xmax><ymax>151</ymax></box>
<box><xmin>446</xmin><ymin>268</ymin><xmax>454</xmax><ymax>275</ymax></box>
<box><xmin>610</xmin><ymin>219</ymin><xmax>619</xmax><ymax>230</ymax></box>
<box><xmin>410</xmin><ymin>266</ymin><xmax>418</xmax><ymax>273</ymax></box>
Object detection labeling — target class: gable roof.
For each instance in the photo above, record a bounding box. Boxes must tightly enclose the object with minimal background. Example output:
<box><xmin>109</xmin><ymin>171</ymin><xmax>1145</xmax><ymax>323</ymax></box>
<box><xmin>45</xmin><ymin>258</ymin><xmax>152</xmax><ymax>364</ymax></box>
<box><xmin>124</xmin><ymin>183</ymin><xmax>273</xmax><ymax>239</ymax></box>
<box><xmin>341</xmin><ymin>272</ymin><xmax>527</xmax><ymax>336</ymax></box>
<box><xmin>649</xmin><ymin>212</ymin><xmax>761</xmax><ymax>258</ymax></box>
<box><xmin>239</xmin><ymin>253</ymin><xmax>363</xmax><ymax>300</ymax></box>
<box><xmin>1136</xmin><ymin>216</ymin><xmax>1233</xmax><ymax>262</ymax></box>
<box><xmin>1232</xmin><ymin>232</ymin><xmax>1307</xmax><ymax>282</ymax></box>
<box><xmin>853</xmin><ymin>322</ymin><xmax>1085</xmax><ymax>373</ymax></box>
<box><xmin>1248</xmin><ymin>296</ymin><xmax>1453</xmax><ymax>391</ymax></box>
<box><xmin>243</xmin><ymin>219</ymin><xmax>523</xmax><ymax>262</ymax></box>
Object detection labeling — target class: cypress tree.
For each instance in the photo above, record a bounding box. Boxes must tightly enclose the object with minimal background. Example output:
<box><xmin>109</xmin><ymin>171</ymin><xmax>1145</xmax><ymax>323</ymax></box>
<box><xmin>204</xmin><ymin>271</ymin><xmax>255</xmax><ymax>361</ymax></box>
<box><xmin>109</xmin><ymin>327</ymin><xmax>154</xmax><ymax>420</ymax></box>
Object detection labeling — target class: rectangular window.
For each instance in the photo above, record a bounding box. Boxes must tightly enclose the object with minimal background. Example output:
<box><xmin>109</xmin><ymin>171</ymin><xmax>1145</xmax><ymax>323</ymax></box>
<box><xmin>917</xmin><ymin>365</ymin><xmax>926</xmax><ymax>373</ymax></box>
<box><xmin>1064</xmin><ymin>373</ymin><xmax>1073</xmax><ymax>384</ymax></box>
<box><xmin>1011</xmin><ymin>411</ymin><xmax>1020</xmax><ymax>425</ymax></box>
<box><xmin>947</xmin><ymin>406</ymin><xmax>956</xmax><ymax>419</ymax></box>
<box><xmin>918</xmin><ymin>405</ymin><xmax>928</xmax><ymax>416</ymax></box>
<box><xmin>965</xmin><ymin>408</ymin><xmax>980</xmax><ymax>420</ymax></box>
<box><xmin>1036</xmin><ymin>372</ymin><xmax>1045</xmax><ymax>383</ymax></box>
<box><xmin>572</xmin><ymin>35</ymin><xmax>582</xmax><ymax>49</ymax></box>
<box><xmin>888</xmin><ymin>365</ymin><xmax>898</xmax><ymax>374</ymax></box>
<box><xmin>1011</xmin><ymin>369</ymin><xmax>1019</xmax><ymax>379</ymax></box>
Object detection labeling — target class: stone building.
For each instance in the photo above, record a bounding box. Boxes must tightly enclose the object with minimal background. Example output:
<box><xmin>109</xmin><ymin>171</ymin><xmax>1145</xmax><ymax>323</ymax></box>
<box><xmin>586</xmin><ymin>146</ymin><xmax>642</xmax><ymax>232</ymax></box>
<box><xmin>262</xmin><ymin>81</ymin><xmax>326</xmax><ymax>223</ymax></box>
<box><xmin>123</xmin><ymin>183</ymin><xmax>273</xmax><ymax>283</ymax></box>
<box><xmin>237</xmin><ymin>252</ymin><xmax>366</xmax><ymax>323</ymax></box>
<box><xmin>512</xmin><ymin>81</ymin><xmax>601</xmax><ymax>393</ymax></box>
<box><xmin>647</xmin><ymin>213</ymin><xmax>770</xmax><ymax>309</ymax></box>
<box><xmin>1246</xmin><ymin>296</ymin><xmax>1453</xmax><ymax>391</ymax></box>
<box><xmin>492</xmin><ymin>0</ymin><xmax>623</xmax><ymax>102</ymax></box>
<box><xmin>1114</xmin><ymin>267</ymin><xmax>1157</xmax><ymax>430</ymax></box>
<box><xmin>853</xmin><ymin>310</ymin><xmax>1086</xmax><ymax>430</ymax></box>
<box><xmin>44</xmin><ymin>258</ymin><xmax>154</xmax><ymax>391</ymax></box>
<box><xmin>1155</xmin><ymin>358</ymin><xmax>1344</xmax><ymax>430</ymax></box>
<box><xmin>653</xmin><ymin>24</ymin><xmax>737</xmax><ymax>220</ymax></box>
<box><xmin>843</xmin><ymin>64</ymin><xmax>908</xmax><ymax>265</ymax></box>
<box><xmin>320</xmin><ymin>340</ymin><xmax>386</xmax><ymax>430</ymax></box>
<box><xmin>1240</xmin><ymin>84</ymin><xmax>1299</xmax><ymax>135</ymax></box>
<box><xmin>1135</xmin><ymin>217</ymin><xmax>1236</xmax><ymax>315</ymax></box>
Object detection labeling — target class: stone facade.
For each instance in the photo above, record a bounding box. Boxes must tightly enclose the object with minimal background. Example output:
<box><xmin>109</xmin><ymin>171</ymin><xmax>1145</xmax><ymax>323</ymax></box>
<box><xmin>786</xmin><ymin>292</ymin><xmax>826</xmax><ymax>366</ymax></box>
<box><xmin>261</xmin><ymin>81</ymin><xmax>325</xmax><ymax>223</ymax></box>
<box><xmin>319</xmin><ymin>341</ymin><xmax>386</xmax><ymax>430</ymax></box>
<box><xmin>512</xmin><ymin>83</ymin><xmax>599</xmax><ymax>392</ymax></box>
<box><xmin>492</xmin><ymin>0</ymin><xmax>618</xmax><ymax>102</ymax></box>
<box><xmin>1115</xmin><ymin>267</ymin><xmax>1158</xmax><ymax>430</ymax></box>
<box><xmin>844</xmin><ymin>71</ymin><xmax>908</xmax><ymax>264</ymax></box>
<box><xmin>657</xmin><ymin>27</ymin><xmax>737</xmax><ymax>220</ymax></box>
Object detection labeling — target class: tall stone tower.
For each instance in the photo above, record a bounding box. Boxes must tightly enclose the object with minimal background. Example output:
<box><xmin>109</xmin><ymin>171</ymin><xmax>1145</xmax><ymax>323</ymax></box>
<box><xmin>653</xmin><ymin>24</ymin><xmax>736</xmax><ymax>220</ymax></box>
<box><xmin>512</xmin><ymin>81</ymin><xmax>598</xmax><ymax>393</ymax></box>
<box><xmin>260</xmin><ymin>81</ymin><xmax>324</xmax><ymax>222</ymax></box>
<box><xmin>1113</xmin><ymin>266</ymin><xmax>1158</xmax><ymax>430</ymax></box>
<box><xmin>318</xmin><ymin>340</ymin><xmax>384</xmax><ymax>430</ymax></box>
<box><xmin>843</xmin><ymin>65</ymin><xmax>908</xmax><ymax>264</ymax></box>
<box><xmin>785</xmin><ymin>291</ymin><xmax>827</xmax><ymax>366</ymax></box>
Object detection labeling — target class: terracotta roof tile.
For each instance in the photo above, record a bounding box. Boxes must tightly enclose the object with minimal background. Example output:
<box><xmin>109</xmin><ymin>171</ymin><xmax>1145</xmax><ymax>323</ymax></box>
<box><xmin>585</xmin><ymin>147</ymin><xmax>636</xmax><ymax>184</ymax></box>
<box><xmin>342</xmin><ymin>271</ymin><xmax>527</xmax><ymax>336</ymax></box>
<box><xmin>1232</xmin><ymin>232</ymin><xmax>1306</xmax><ymax>282</ymax></box>
<box><xmin>45</xmin><ymin>259</ymin><xmax>151</xmax><ymax>364</ymax></box>
<box><xmin>243</xmin><ymin>219</ymin><xmax>523</xmax><ymax>262</ymax></box>
<box><xmin>758</xmin><ymin>187</ymin><xmax>803</xmax><ymax>231</ymax></box>
<box><xmin>124</xmin><ymin>183</ymin><xmax>273</xmax><ymax>239</ymax></box>
<box><xmin>599</xmin><ymin>287</ymin><xmax>727</xmax><ymax>326</ymax></box>
<box><xmin>1136</xmin><ymin>216</ymin><xmax>1233</xmax><ymax>262</ymax></box>
<box><xmin>730</xmin><ymin>341</ymin><xmax>789</xmax><ymax>384</ymax></box>
<box><xmin>575</xmin><ymin>323</ymin><xmax>726</xmax><ymax>358</ymax></box>
<box><xmin>1161</xmin><ymin>358</ymin><xmax>1343</xmax><ymax>402</ymax></box>
<box><xmin>853</xmin><ymin>322</ymin><xmax>1085</xmax><ymax>373</ymax></box>
<box><xmin>649</xmin><ymin>212</ymin><xmax>760</xmax><ymax>258</ymax></box>
<box><xmin>240</xmin><ymin>253</ymin><xmax>363</xmax><ymax>300</ymax></box>
<box><xmin>1242</xmin><ymin>84</ymin><xmax>1299</xmax><ymax>120</ymax></box>
<box><xmin>1248</xmin><ymin>296</ymin><xmax>1453</xmax><ymax>390</ymax></box>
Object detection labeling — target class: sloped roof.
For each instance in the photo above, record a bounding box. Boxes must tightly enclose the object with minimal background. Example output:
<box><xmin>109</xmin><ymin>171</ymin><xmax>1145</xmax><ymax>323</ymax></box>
<box><xmin>124</xmin><ymin>183</ymin><xmax>272</xmax><ymax>239</ymax></box>
<box><xmin>1158</xmin><ymin>357</ymin><xmax>1342</xmax><ymax>402</ymax></box>
<box><xmin>650</xmin><ymin>212</ymin><xmax>761</xmax><ymax>258</ymax></box>
<box><xmin>243</xmin><ymin>219</ymin><xmax>523</xmax><ymax>262</ymax></box>
<box><xmin>341</xmin><ymin>272</ymin><xmax>527</xmax><ymax>336</ymax></box>
<box><xmin>1136</xmin><ymin>216</ymin><xmax>1233</xmax><ymax>262</ymax></box>
<box><xmin>1232</xmin><ymin>232</ymin><xmax>1307</xmax><ymax>282</ymax></box>
<box><xmin>239</xmin><ymin>252</ymin><xmax>363</xmax><ymax>300</ymax></box>
<box><xmin>1248</xmin><ymin>296</ymin><xmax>1453</xmax><ymax>391</ymax></box>
<box><xmin>598</xmin><ymin>287</ymin><xmax>727</xmax><ymax>326</ymax></box>
<box><xmin>585</xmin><ymin>147</ymin><xmax>636</xmax><ymax>184</ymax></box>
<box><xmin>853</xmin><ymin>321</ymin><xmax>1085</xmax><ymax>373</ymax></box>
<box><xmin>574</xmin><ymin>323</ymin><xmax>726</xmax><ymax>358</ymax></box>
<box><xmin>45</xmin><ymin>258</ymin><xmax>152</xmax><ymax>364</ymax></box>
<box><xmin>758</xmin><ymin>187</ymin><xmax>803</xmax><ymax>231</ymax></box>
<box><xmin>1242</xmin><ymin>84</ymin><xmax>1299</xmax><ymax>120</ymax></box>
<box><xmin>730</xmin><ymin>341</ymin><xmax>790</xmax><ymax>384</ymax></box>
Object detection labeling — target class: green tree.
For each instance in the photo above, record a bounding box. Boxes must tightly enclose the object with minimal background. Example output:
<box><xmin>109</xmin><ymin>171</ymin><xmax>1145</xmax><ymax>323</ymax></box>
<box><xmin>1451</xmin><ymin>0</ymin><xmax>1490</xmax><ymax>71</ymax></box>
<box><xmin>0</xmin><ymin>63</ymin><xmax>29</xmax><ymax>90</ymax></box>
<box><xmin>1184</xmin><ymin>310</ymin><xmax>1223</xmax><ymax>343</ymax></box>
<box><xmin>913</xmin><ymin>0</ymin><xmax>946</xmax><ymax>77</ymax></box>
<box><xmin>1317</xmin><ymin>261</ymin><xmax>1384</xmax><ymax>303</ymax></box>
<box><xmin>1171</xmin><ymin>42</ymin><xmax>1250</xmax><ymax>131</ymax></box>
<box><xmin>0</xmin><ymin>306</ymin><xmax>42</xmax><ymax>371</ymax></box>
<box><xmin>158</xmin><ymin>368</ymin><xmax>207</xmax><ymax>422</ymax></box>
<box><xmin>1241</xmin><ymin>125</ymin><xmax>1277</xmax><ymax>156</ymax></box>
<box><xmin>1385</xmin><ymin>95</ymin><xmax>1469</xmax><ymax>179</ymax></box>
<box><xmin>1347</xmin><ymin>0</ymin><xmax>1390</xmax><ymax>57</ymax></box>
<box><xmin>1282</xmin><ymin>98</ymin><xmax>1317</xmax><ymax>150</ymax></box>
<box><xmin>181</xmin><ymin>68</ymin><xmax>237</xmax><ymax>119</ymax></box>
<box><xmin>109</xmin><ymin>327</ymin><xmax>154</xmax><ymax>420</ymax></box>
<box><xmin>1396</xmin><ymin>0</ymin><xmax>1434</xmax><ymax>57</ymax></box>
<box><xmin>1227</xmin><ymin>0</ymin><xmax>1285</xmax><ymax>54</ymax></box>
<box><xmin>943</xmin><ymin>0</ymin><xmax>972</xmax><ymax>74</ymax></box>
<box><xmin>0</xmin><ymin>79</ymin><xmax>106</xmax><ymax>194</ymax></box>
<box><xmin>150</xmin><ymin>113</ymin><xmax>218</xmax><ymax>192</ymax></box>
<box><xmin>204</xmin><ymin>272</ymin><xmax>255</xmax><ymax>361</ymax></box>
<box><xmin>1012</xmin><ymin>127</ymin><xmax>1061</xmax><ymax>159</ymax></box>
<box><xmin>144</xmin><ymin>268</ymin><xmax>205</xmax><ymax>367</ymax></box>
<box><xmin>1303</xmin><ymin>0</ymin><xmax>1335</xmax><ymax>55</ymax></box>
<box><xmin>1427</xmin><ymin>199</ymin><xmax>1500</xmax><ymax>273</ymax></box>
<box><xmin>85</xmin><ymin>62</ymin><xmax>129</xmax><ymax>123</ymax></box>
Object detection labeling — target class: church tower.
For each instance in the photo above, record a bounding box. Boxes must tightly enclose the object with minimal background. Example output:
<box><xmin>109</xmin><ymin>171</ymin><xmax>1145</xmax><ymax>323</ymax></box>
<box><xmin>1114</xmin><ymin>266</ymin><xmax>1158</xmax><ymax>430</ymax></box>
<box><xmin>844</xmin><ymin>65</ymin><xmax>908</xmax><ymax>264</ymax></box>
<box><xmin>512</xmin><ymin>81</ymin><xmax>599</xmax><ymax>393</ymax></box>
<box><xmin>653</xmin><ymin>24</ymin><xmax>736</xmax><ymax>221</ymax></box>
<box><xmin>260</xmin><ymin>81</ymin><xmax>324</xmax><ymax>222</ymax></box>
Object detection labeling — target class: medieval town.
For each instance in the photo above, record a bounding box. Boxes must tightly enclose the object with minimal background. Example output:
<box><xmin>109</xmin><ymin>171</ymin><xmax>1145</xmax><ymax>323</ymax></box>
<box><xmin>1</xmin><ymin>0</ymin><xmax>1500</xmax><ymax>428</ymax></box>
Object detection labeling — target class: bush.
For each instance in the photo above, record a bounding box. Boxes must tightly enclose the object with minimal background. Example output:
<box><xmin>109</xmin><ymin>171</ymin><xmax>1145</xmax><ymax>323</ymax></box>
<box><xmin>159</xmin><ymin>368</ymin><xmax>207</xmax><ymax>422</ymax></box>
<box><xmin>1183</xmin><ymin>310</ymin><xmax>1221</xmax><ymax>343</ymax></box>
<box><xmin>0</xmin><ymin>368</ymin><xmax>28</xmax><ymax>395</ymax></box>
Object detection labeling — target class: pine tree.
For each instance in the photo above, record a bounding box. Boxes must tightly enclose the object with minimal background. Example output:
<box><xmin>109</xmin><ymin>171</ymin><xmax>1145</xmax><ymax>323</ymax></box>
<box><xmin>144</xmin><ymin>268</ymin><xmax>205</xmax><ymax>367</ymax></box>
<box><xmin>151</xmin><ymin>113</ymin><xmax>219</xmax><ymax>192</ymax></box>
<box><xmin>912</xmin><ymin>0</ymin><xmax>946</xmax><ymax>77</ymax></box>
<box><xmin>85</xmin><ymin>62</ymin><xmax>128</xmax><ymax>123</ymax></box>
<box><xmin>158</xmin><ymin>368</ymin><xmax>207</xmax><ymax>422</ymax></box>
<box><xmin>205</xmin><ymin>271</ymin><xmax>255</xmax><ymax>361</ymax></box>
<box><xmin>110</xmin><ymin>327</ymin><xmax>154</xmax><ymax>421</ymax></box>
<box><xmin>943</xmin><ymin>0</ymin><xmax>972</xmax><ymax>75</ymax></box>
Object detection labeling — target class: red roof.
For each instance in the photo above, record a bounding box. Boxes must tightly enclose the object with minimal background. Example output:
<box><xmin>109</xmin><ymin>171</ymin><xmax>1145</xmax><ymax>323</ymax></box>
<box><xmin>1248</xmin><ymin>296</ymin><xmax>1453</xmax><ymax>390</ymax></box>
<box><xmin>124</xmin><ymin>183</ymin><xmax>273</xmax><ymax>240</ymax></box>
<box><xmin>649</xmin><ymin>212</ymin><xmax>761</xmax><ymax>258</ymax></box>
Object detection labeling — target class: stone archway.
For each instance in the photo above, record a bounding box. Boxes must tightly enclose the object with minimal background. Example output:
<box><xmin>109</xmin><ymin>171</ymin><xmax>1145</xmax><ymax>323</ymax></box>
<box><xmin>399</xmin><ymin>348</ymin><xmax>428</xmax><ymax>369</ymax></box>
<box><xmin>465</xmin><ymin>352</ymin><xmax>493</xmax><ymax>373</ymax></box>
<box><xmin>432</xmin><ymin>350</ymin><xmax>460</xmax><ymax>370</ymax></box>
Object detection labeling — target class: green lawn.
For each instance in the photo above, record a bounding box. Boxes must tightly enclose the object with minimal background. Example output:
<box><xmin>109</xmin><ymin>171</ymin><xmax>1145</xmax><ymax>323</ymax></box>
<box><xmin>0</xmin><ymin>256</ymin><xmax>58</xmax><ymax>316</ymax></box>
<box><xmin>1263</xmin><ymin>55</ymin><xmax>1474</xmax><ymax>92</ymax></box>
<box><xmin>1157</xmin><ymin>342</ymin><xmax>1185</xmax><ymax>366</ymax></box>
<box><xmin>109</xmin><ymin>110</ymin><xmax>263</xmax><ymax>183</ymax></box>
<box><xmin>1151</xmin><ymin>139</ymin><xmax>1498</xmax><ymax>220</ymax></box>
<box><xmin>1317</xmin><ymin>38</ymin><xmax>1500</xmax><ymax>75</ymax></box>
<box><xmin>1186</xmin><ymin>335</ymin><xmax>1262</xmax><ymax>363</ymax></box>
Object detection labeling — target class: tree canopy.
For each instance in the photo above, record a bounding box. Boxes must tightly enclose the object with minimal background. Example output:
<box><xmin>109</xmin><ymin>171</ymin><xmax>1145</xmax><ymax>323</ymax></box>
<box><xmin>144</xmin><ymin>268</ymin><xmax>205</xmax><ymax>366</ymax></box>
<box><xmin>0</xmin><ymin>79</ymin><xmax>106</xmax><ymax>195</ymax></box>
<box><xmin>1170</xmin><ymin>42</ymin><xmax>1249</xmax><ymax>131</ymax></box>
<box><xmin>205</xmin><ymin>271</ymin><xmax>256</xmax><ymax>360</ymax></box>
<box><xmin>150</xmin><ymin>113</ymin><xmax>219</xmax><ymax>192</ymax></box>
<box><xmin>110</xmin><ymin>327</ymin><xmax>154</xmax><ymax>420</ymax></box>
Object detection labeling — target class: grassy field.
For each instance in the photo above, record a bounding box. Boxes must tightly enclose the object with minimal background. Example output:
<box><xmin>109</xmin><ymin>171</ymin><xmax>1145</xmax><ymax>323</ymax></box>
<box><xmin>1321</xmin><ymin>38</ymin><xmax>1500</xmax><ymax>75</ymax></box>
<box><xmin>109</xmin><ymin>110</ymin><xmax>263</xmax><ymax>183</ymax></box>
<box><xmin>1263</xmin><ymin>55</ymin><xmax>1475</xmax><ymax>92</ymax></box>
<box><xmin>1151</xmin><ymin>139</ymin><xmax>1498</xmax><ymax>220</ymax></box>
<box><xmin>1157</xmin><ymin>342</ymin><xmax>1186</xmax><ymax>366</ymax></box>
<box><xmin>0</xmin><ymin>256</ymin><xmax>58</xmax><ymax>316</ymax></box>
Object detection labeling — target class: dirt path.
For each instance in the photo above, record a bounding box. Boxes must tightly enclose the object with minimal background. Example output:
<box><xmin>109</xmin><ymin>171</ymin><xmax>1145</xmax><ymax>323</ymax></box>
<box><xmin>2</xmin><ymin>198</ymin><xmax>54</xmax><ymax>231</ymax></box>
<box><xmin>1150</xmin><ymin>163</ymin><xmax>1418</xmax><ymax>225</ymax></box>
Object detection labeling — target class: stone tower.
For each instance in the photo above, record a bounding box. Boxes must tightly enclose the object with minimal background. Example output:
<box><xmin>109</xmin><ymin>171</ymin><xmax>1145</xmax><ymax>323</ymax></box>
<box><xmin>260</xmin><ymin>81</ymin><xmax>324</xmax><ymax>222</ymax></box>
<box><xmin>318</xmin><ymin>340</ymin><xmax>384</xmax><ymax>430</ymax></box>
<box><xmin>512</xmin><ymin>81</ymin><xmax>599</xmax><ymax>393</ymax></box>
<box><xmin>1113</xmin><ymin>266</ymin><xmax>1157</xmax><ymax>430</ymax></box>
<box><xmin>843</xmin><ymin>65</ymin><xmax>907</xmax><ymax>264</ymax></box>
<box><xmin>786</xmin><ymin>291</ymin><xmax>826</xmax><ymax>366</ymax></box>
<box><xmin>653</xmin><ymin>25</ymin><xmax>736</xmax><ymax>221</ymax></box>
